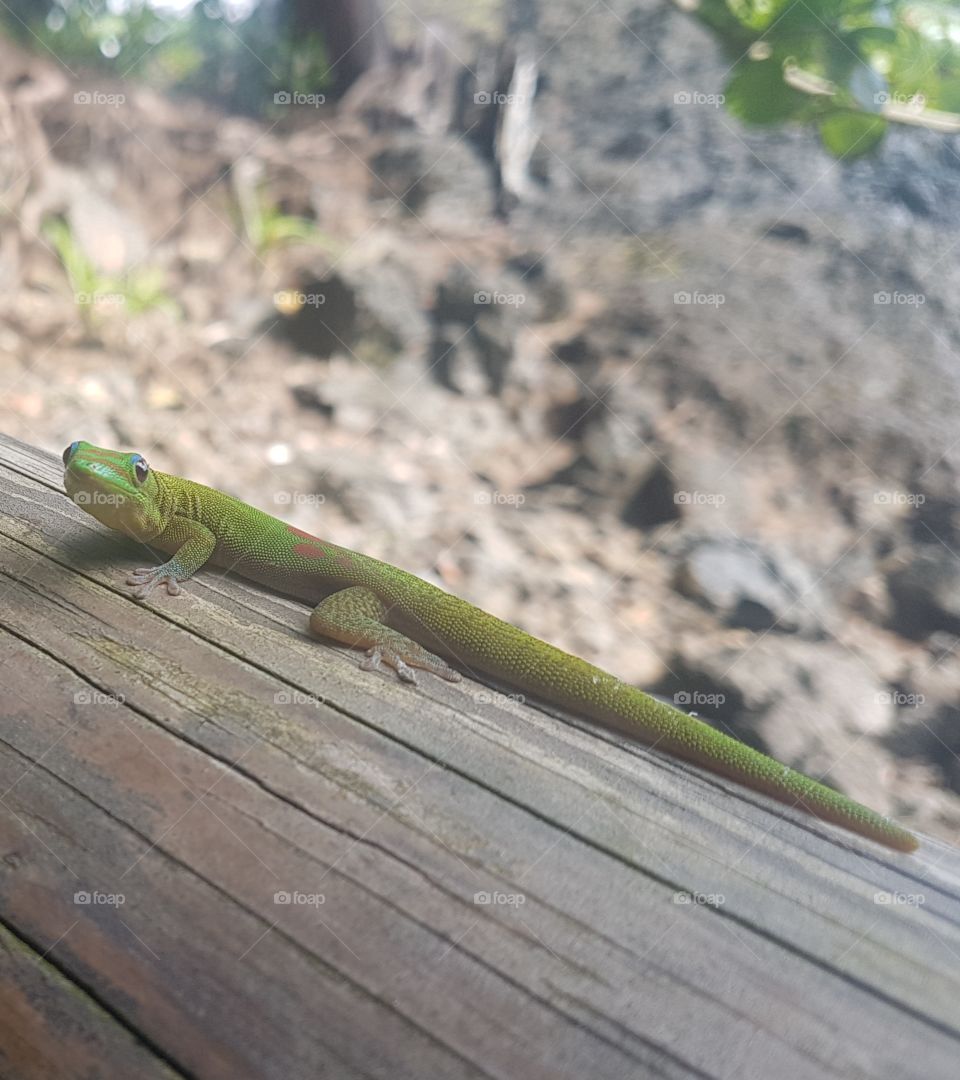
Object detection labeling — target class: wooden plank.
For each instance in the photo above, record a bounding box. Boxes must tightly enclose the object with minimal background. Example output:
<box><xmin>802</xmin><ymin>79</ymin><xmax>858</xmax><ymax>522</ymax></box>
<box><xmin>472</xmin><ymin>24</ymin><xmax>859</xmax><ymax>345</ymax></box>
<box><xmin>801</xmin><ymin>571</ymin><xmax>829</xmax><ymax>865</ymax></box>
<box><xmin>1</xmin><ymin>432</ymin><xmax>960</xmax><ymax>1079</ymax></box>
<box><xmin>0</xmin><ymin>922</ymin><xmax>184</xmax><ymax>1080</ymax></box>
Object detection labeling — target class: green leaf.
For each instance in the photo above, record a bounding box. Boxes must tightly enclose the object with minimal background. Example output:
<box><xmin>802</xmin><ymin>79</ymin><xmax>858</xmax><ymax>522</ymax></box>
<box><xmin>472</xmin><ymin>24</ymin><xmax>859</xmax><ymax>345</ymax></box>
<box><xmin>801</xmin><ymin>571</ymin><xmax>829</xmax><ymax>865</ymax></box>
<box><xmin>843</xmin><ymin>26</ymin><xmax>898</xmax><ymax>51</ymax></box>
<box><xmin>818</xmin><ymin>111</ymin><xmax>887</xmax><ymax>157</ymax></box>
<box><xmin>726</xmin><ymin>0</ymin><xmax>789</xmax><ymax>32</ymax></box>
<box><xmin>932</xmin><ymin>77</ymin><xmax>960</xmax><ymax>113</ymax></box>
<box><xmin>724</xmin><ymin>59</ymin><xmax>807</xmax><ymax>123</ymax></box>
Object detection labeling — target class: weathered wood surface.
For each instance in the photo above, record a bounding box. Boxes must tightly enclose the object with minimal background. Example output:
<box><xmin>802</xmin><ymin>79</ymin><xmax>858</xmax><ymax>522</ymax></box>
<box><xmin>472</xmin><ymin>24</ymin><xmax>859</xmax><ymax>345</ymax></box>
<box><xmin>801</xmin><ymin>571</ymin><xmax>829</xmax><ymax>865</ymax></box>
<box><xmin>0</xmin><ymin>431</ymin><xmax>959</xmax><ymax>1080</ymax></box>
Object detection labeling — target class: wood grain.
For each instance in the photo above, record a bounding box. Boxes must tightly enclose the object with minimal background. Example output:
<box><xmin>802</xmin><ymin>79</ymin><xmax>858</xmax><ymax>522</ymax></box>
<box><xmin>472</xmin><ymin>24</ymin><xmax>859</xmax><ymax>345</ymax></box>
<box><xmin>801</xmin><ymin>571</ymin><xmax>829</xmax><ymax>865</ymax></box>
<box><xmin>1</xmin><ymin>432</ymin><xmax>959</xmax><ymax>1080</ymax></box>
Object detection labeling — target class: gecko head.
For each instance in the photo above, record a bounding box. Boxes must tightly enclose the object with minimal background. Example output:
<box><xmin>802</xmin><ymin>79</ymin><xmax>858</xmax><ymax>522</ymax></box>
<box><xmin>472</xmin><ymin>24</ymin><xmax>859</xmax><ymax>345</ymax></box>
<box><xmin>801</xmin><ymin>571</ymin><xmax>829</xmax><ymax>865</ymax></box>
<box><xmin>63</xmin><ymin>441</ymin><xmax>169</xmax><ymax>540</ymax></box>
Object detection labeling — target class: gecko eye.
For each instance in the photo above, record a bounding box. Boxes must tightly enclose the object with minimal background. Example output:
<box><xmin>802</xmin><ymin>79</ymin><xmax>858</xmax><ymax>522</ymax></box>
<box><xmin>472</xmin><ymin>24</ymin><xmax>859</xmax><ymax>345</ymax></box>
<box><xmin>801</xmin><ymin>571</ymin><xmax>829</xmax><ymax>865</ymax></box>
<box><xmin>62</xmin><ymin>441</ymin><xmax>80</xmax><ymax>465</ymax></box>
<box><xmin>131</xmin><ymin>454</ymin><xmax>150</xmax><ymax>484</ymax></box>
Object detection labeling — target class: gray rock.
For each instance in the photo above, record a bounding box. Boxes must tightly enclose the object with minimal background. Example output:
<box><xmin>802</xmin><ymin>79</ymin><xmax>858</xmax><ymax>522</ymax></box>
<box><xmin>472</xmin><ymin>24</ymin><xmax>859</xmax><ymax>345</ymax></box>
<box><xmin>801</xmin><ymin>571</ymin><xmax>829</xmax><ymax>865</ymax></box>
<box><xmin>886</xmin><ymin>549</ymin><xmax>960</xmax><ymax>640</ymax></box>
<box><xmin>675</xmin><ymin>538</ymin><xmax>823</xmax><ymax>634</ymax></box>
<box><xmin>428</xmin><ymin>264</ymin><xmax>536</xmax><ymax>394</ymax></box>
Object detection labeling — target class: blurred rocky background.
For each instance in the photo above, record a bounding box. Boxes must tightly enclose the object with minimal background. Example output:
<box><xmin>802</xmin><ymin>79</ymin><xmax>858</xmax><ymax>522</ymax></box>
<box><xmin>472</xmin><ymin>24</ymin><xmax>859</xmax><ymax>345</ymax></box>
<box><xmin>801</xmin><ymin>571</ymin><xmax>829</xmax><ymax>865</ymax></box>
<box><xmin>2</xmin><ymin>0</ymin><xmax>960</xmax><ymax>841</ymax></box>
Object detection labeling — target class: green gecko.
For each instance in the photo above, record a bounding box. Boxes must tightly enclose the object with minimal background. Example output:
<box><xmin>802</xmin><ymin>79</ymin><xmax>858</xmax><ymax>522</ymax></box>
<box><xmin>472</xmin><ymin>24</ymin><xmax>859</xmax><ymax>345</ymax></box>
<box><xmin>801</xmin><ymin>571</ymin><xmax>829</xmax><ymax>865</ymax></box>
<box><xmin>62</xmin><ymin>440</ymin><xmax>918</xmax><ymax>853</ymax></box>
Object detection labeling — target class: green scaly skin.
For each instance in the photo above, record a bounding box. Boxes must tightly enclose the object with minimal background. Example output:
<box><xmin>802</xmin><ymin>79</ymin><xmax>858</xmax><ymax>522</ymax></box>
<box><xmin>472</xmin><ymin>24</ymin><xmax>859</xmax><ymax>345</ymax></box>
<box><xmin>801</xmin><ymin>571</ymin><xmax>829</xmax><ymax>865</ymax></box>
<box><xmin>62</xmin><ymin>441</ymin><xmax>918</xmax><ymax>853</ymax></box>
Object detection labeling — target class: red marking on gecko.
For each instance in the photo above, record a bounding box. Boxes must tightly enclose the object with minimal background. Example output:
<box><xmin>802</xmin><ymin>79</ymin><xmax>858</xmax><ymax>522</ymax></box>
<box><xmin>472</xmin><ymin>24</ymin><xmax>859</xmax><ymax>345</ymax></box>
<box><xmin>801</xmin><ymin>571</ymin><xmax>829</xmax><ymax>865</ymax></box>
<box><xmin>287</xmin><ymin>525</ymin><xmax>328</xmax><ymax>559</ymax></box>
<box><xmin>293</xmin><ymin>542</ymin><xmax>327</xmax><ymax>559</ymax></box>
<box><xmin>286</xmin><ymin>524</ymin><xmax>353</xmax><ymax>567</ymax></box>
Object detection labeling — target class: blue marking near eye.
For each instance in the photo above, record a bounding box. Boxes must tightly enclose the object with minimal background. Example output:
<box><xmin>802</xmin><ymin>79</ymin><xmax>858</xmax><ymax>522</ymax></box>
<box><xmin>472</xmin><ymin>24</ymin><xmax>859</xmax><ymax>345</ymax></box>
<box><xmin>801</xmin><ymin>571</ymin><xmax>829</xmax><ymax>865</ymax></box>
<box><xmin>130</xmin><ymin>454</ymin><xmax>150</xmax><ymax>484</ymax></box>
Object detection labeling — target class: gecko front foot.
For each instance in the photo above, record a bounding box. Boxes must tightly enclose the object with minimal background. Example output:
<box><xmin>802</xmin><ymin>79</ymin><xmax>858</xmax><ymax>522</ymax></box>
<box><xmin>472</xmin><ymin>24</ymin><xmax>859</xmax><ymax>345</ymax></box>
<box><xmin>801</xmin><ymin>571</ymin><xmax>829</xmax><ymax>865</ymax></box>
<box><xmin>126</xmin><ymin>564</ymin><xmax>184</xmax><ymax>599</ymax></box>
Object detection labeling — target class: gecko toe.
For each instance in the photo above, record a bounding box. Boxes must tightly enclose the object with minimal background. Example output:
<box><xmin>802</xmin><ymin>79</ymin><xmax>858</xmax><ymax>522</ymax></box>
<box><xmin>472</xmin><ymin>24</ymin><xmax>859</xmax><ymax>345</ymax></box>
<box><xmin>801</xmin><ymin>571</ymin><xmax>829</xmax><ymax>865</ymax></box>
<box><xmin>360</xmin><ymin>648</ymin><xmax>384</xmax><ymax>674</ymax></box>
<box><xmin>394</xmin><ymin>659</ymin><xmax>418</xmax><ymax>684</ymax></box>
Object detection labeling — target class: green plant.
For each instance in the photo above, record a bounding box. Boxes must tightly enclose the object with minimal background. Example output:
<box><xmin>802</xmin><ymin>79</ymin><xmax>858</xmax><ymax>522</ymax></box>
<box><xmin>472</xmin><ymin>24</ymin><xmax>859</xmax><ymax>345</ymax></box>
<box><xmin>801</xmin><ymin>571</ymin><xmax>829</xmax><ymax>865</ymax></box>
<box><xmin>43</xmin><ymin>216</ymin><xmax>177</xmax><ymax>327</ymax></box>
<box><xmin>43</xmin><ymin>216</ymin><xmax>100</xmax><ymax>303</ymax></box>
<box><xmin>692</xmin><ymin>0</ymin><xmax>960</xmax><ymax>157</ymax></box>
<box><xmin>2</xmin><ymin>1</ymin><xmax>332</xmax><ymax>116</ymax></box>
<box><xmin>16</xmin><ymin>1</ymin><xmax>186</xmax><ymax>78</ymax></box>
<box><xmin>236</xmin><ymin>184</ymin><xmax>338</xmax><ymax>256</ymax></box>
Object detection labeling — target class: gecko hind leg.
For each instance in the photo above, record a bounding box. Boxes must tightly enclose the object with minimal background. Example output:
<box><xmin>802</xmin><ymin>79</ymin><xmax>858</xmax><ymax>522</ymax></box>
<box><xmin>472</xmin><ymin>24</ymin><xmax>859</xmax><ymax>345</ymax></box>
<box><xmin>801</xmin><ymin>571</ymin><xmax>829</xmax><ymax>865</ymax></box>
<box><xmin>309</xmin><ymin>586</ymin><xmax>462</xmax><ymax>685</ymax></box>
